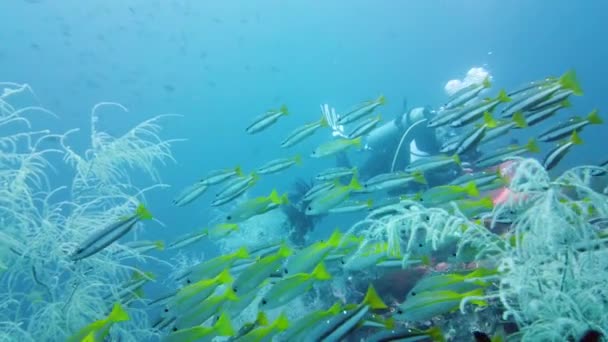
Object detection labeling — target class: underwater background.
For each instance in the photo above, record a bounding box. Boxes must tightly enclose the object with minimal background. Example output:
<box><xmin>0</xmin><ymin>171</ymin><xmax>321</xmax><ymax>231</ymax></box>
<box><xmin>1</xmin><ymin>1</ymin><xmax>608</xmax><ymax>341</ymax></box>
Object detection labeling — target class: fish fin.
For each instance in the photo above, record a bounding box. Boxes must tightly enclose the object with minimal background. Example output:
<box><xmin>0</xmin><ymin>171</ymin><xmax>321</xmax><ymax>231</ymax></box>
<box><xmin>154</xmin><ymin>240</ymin><xmax>165</xmax><ymax>251</ymax></box>
<box><xmin>108</xmin><ymin>303</ymin><xmax>130</xmax><ymax>322</ymax></box>
<box><xmin>250</xmin><ymin>172</ymin><xmax>261</xmax><ymax>183</ymax></box>
<box><xmin>452</xmin><ymin>154</ymin><xmax>461</xmax><ymax>166</ymax></box>
<box><xmin>512</xmin><ymin>111</ymin><xmax>528</xmax><ymax>128</ymax></box>
<box><xmin>136</xmin><ymin>204</ymin><xmax>153</xmax><ymax>220</ymax></box>
<box><xmin>483</xmin><ymin>112</ymin><xmax>497</xmax><ymax>128</ymax></box>
<box><xmin>526</xmin><ymin>139</ymin><xmax>540</xmax><ymax>153</ymax></box>
<box><xmin>216</xmin><ymin>268</ymin><xmax>233</xmax><ymax>284</ymax></box>
<box><xmin>362</xmin><ymin>284</ymin><xmax>388</xmax><ymax>310</ymax></box>
<box><xmin>561</xmin><ymin>99</ymin><xmax>571</xmax><ymax>108</ymax></box>
<box><xmin>587</xmin><ymin>109</ymin><xmax>602</xmax><ymax>124</ymax></box>
<box><xmin>213</xmin><ymin>312</ymin><xmax>235</xmax><ymax>337</ymax></box>
<box><xmin>352</xmin><ymin>136</ymin><xmax>363</xmax><ymax>148</ymax></box>
<box><xmin>257</xmin><ymin>311</ymin><xmax>269</xmax><ymax>326</ymax></box>
<box><xmin>496</xmin><ymin>89</ymin><xmax>511</xmax><ymax>103</ymax></box>
<box><xmin>326</xmin><ymin>229</ymin><xmax>343</xmax><ymax>247</ymax></box>
<box><xmin>234</xmin><ymin>166</ymin><xmax>243</xmax><ymax>177</ymax></box>
<box><xmin>268</xmin><ymin>189</ymin><xmax>282</xmax><ymax>204</ymax></box>
<box><xmin>133</xmin><ymin>287</ymin><xmax>145</xmax><ymax>299</ymax></box>
<box><xmin>280</xmin><ymin>105</ymin><xmax>289</xmax><ymax>115</ymax></box>
<box><xmin>482</xmin><ymin>76</ymin><xmax>491</xmax><ymax>89</ymax></box>
<box><xmin>464</xmin><ymin>182</ymin><xmax>479</xmax><ymax>197</ymax></box>
<box><xmin>426</xmin><ymin>326</ymin><xmax>445</xmax><ymax>342</ymax></box>
<box><xmin>412</xmin><ymin>171</ymin><xmax>427</xmax><ymax>184</ymax></box>
<box><xmin>347</xmin><ymin>174</ymin><xmax>363</xmax><ymax>190</ymax></box>
<box><xmin>280</xmin><ymin>193</ymin><xmax>289</xmax><ymax>205</ymax></box>
<box><xmin>311</xmin><ymin>262</ymin><xmax>332</xmax><ymax>280</ymax></box>
<box><xmin>570</xmin><ymin>131</ymin><xmax>583</xmax><ymax>145</ymax></box>
<box><xmin>293</xmin><ymin>154</ymin><xmax>303</xmax><ymax>165</ymax></box>
<box><xmin>377</xmin><ymin>95</ymin><xmax>386</xmax><ymax>105</ymax></box>
<box><xmin>559</xmin><ymin>69</ymin><xmax>583</xmax><ymax>96</ymax></box>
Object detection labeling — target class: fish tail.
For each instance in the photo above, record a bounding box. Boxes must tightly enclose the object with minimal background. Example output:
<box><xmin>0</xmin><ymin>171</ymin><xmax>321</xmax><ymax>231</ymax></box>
<box><xmin>496</xmin><ymin>89</ymin><xmax>511</xmax><ymax>103</ymax></box>
<box><xmin>311</xmin><ymin>262</ymin><xmax>332</xmax><ymax>280</ymax></box>
<box><xmin>280</xmin><ymin>105</ymin><xmax>289</xmax><ymax>115</ymax></box>
<box><xmin>277</xmin><ymin>243</ymin><xmax>293</xmax><ymax>258</ymax></box>
<box><xmin>273</xmin><ymin>313</ymin><xmax>290</xmax><ymax>331</ymax></box>
<box><xmin>483</xmin><ymin>111</ymin><xmax>497</xmax><ymax>128</ymax></box>
<box><xmin>412</xmin><ymin>171</ymin><xmax>427</xmax><ymax>184</ymax></box>
<box><xmin>512</xmin><ymin>111</ymin><xmax>528</xmax><ymax>128</ymax></box>
<box><xmin>224</xmin><ymin>287</ymin><xmax>239</xmax><ymax>301</ymax></box>
<box><xmin>352</xmin><ymin>136</ymin><xmax>363</xmax><ymax>148</ymax></box>
<box><xmin>108</xmin><ymin>303</ymin><xmax>130</xmax><ymax>322</ymax></box>
<box><xmin>319</xmin><ymin>115</ymin><xmax>329</xmax><ymax>127</ymax></box>
<box><xmin>571</xmin><ymin>131</ymin><xmax>584</xmax><ymax>145</ymax></box>
<box><xmin>256</xmin><ymin>311</ymin><xmax>269</xmax><ymax>326</ymax></box>
<box><xmin>216</xmin><ymin>268</ymin><xmax>233</xmax><ymax>284</ymax></box>
<box><xmin>482</xmin><ymin>76</ymin><xmax>492</xmax><ymax>88</ymax></box>
<box><xmin>347</xmin><ymin>174</ymin><xmax>363</xmax><ymax>190</ymax></box>
<box><xmin>561</xmin><ymin>99</ymin><xmax>572</xmax><ymax>108</ymax></box>
<box><xmin>326</xmin><ymin>229</ymin><xmax>343</xmax><ymax>247</ymax></box>
<box><xmin>479</xmin><ymin>197</ymin><xmax>494</xmax><ymax>209</ymax></box>
<box><xmin>293</xmin><ymin>154</ymin><xmax>303</xmax><ymax>165</ymax></box>
<box><xmin>268</xmin><ymin>189</ymin><xmax>282</xmax><ymax>204</ymax></box>
<box><xmin>526</xmin><ymin>139</ymin><xmax>540</xmax><ymax>153</ymax></box>
<box><xmin>154</xmin><ymin>240</ymin><xmax>165</xmax><ymax>250</ymax></box>
<box><xmin>213</xmin><ymin>313</ymin><xmax>235</xmax><ymax>337</ymax></box>
<box><xmin>234</xmin><ymin>247</ymin><xmax>249</xmax><ymax>259</ymax></box>
<box><xmin>234</xmin><ymin>165</ymin><xmax>243</xmax><ymax>177</ymax></box>
<box><xmin>587</xmin><ymin>109</ymin><xmax>602</xmax><ymax>124</ymax></box>
<box><xmin>559</xmin><ymin>69</ymin><xmax>583</xmax><ymax>96</ymax></box>
<box><xmin>136</xmin><ymin>204</ymin><xmax>153</xmax><ymax>220</ymax></box>
<box><xmin>366</xmin><ymin>199</ymin><xmax>374</xmax><ymax>208</ymax></box>
<box><xmin>377</xmin><ymin>95</ymin><xmax>386</xmax><ymax>105</ymax></box>
<box><xmin>465</xmin><ymin>182</ymin><xmax>479</xmax><ymax>197</ymax></box>
<box><xmin>362</xmin><ymin>284</ymin><xmax>387</xmax><ymax>310</ymax></box>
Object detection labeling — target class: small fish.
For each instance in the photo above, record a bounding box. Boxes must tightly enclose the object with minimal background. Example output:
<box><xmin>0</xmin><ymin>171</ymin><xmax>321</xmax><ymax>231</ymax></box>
<box><xmin>538</xmin><ymin>109</ymin><xmax>602</xmax><ymax>142</ymax></box>
<box><xmin>590</xmin><ymin>160</ymin><xmax>608</xmax><ymax>177</ymax></box>
<box><xmin>417</xmin><ymin>181</ymin><xmax>479</xmax><ymax>206</ymax></box>
<box><xmin>225</xmin><ymin>189</ymin><xmax>288</xmax><ymax>222</ymax></box>
<box><xmin>163</xmin><ymin>312</ymin><xmax>234</xmax><ymax>342</ymax></box>
<box><xmin>104</xmin><ymin>271</ymin><xmax>155</xmax><ymax>302</ymax></box>
<box><xmin>328</xmin><ymin>199</ymin><xmax>373</xmax><ymax>214</ymax></box>
<box><xmin>309</xmin><ymin>285</ymin><xmax>387</xmax><ymax>342</ymax></box>
<box><xmin>445</xmin><ymin>197</ymin><xmax>494</xmax><ymax>218</ymax></box>
<box><xmin>303</xmin><ymin>181</ymin><xmax>336</xmax><ymax>201</ymax></box>
<box><xmin>507</xmin><ymin>77</ymin><xmax>557</xmax><ymax>97</ymax></box>
<box><xmin>475</xmin><ymin>138</ymin><xmax>540</xmax><ymax>168</ymax></box>
<box><xmin>172</xmin><ymin>287</ymin><xmax>238</xmax><ymax>331</ymax></box>
<box><xmin>445</xmin><ymin>78</ymin><xmax>492</xmax><ymax>109</ymax></box>
<box><xmin>306</xmin><ymin>176</ymin><xmax>363</xmax><ymax>215</ymax></box>
<box><xmin>449</xmin><ymin>90</ymin><xmax>510</xmax><ymax>127</ymax></box>
<box><xmin>172</xmin><ymin>181</ymin><xmax>208</xmax><ymax>207</ymax></box>
<box><xmin>337</xmin><ymin>95</ymin><xmax>386</xmax><ymax>125</ymax></box>
<box><xmin>342</xmin><ymin>241</ymin><xmax>390</xmax><ymax>270</ymax></box>
<box><xmin>454</xmin><ymin>112</ymin><xmax>497</xmax><ymax>155</ymax></box>
<box><xmin>246</xmin><ymin>105</ymin><xmax>289</xmax><ymax>134</ymax></box>
<box><xmin>524</xmin><ymin>100</ymin><xmax>570</xmax><ymax>127</ymax></box>
<box><xmin>70</xmin><ymin>204</ymin><xmax>153</xmax><ymax>261</ymax></box>
<box><xmin>212</xmin><ymin>173</ymin><xmax>260</xmax><ymax>206</ymax></box>
<box><xmin>232</xmin><ymin>244</ymin><xmax>292</xmax><ymax>294</ymax></box>
<box><xmin>543</xmin><ymin>130</ymin><xmax>584</xmax><ymax>170</ymax></box>
<box><xmin>260</xmin><ymin>262</ymin><xmax>331</xmax><ymax>310</ymax></box>
<box><xmin>367</xmin><ymin>326</ymin><xmax>444</xmax><ymax>342</ymax></box>
<box><xmin>168</xmin><ymin>230</ymin><xmax>208</xmax><ymax>250</ymax></box>
<box><xmin>115</xmin><ymin>240</ymin><xmax>164</xmax><ymax>257</ymax></box>
<box><xmin>405</xmin><ymin>268</ymin><xmax>497</xmax><ymax>300</ymax></box>
<box><xmin>404</xmin><ymin>154</ymin><xmax>461</xmax><ymax>173</ymax></box>
<box><xmin>501</xmin><ymin>70</ymin><xmax>582</xmax><ymax>118</ymax></box>
<box><xmin>280</xmin><ymin>116</ymin><xmax>328</xmax><ymax>148</ymax></box>
<box><xmin>180</xmin><ymin>247</ymin><xmax>248</xmax><ymax>284</ymax></box>
<box><xmin>311</xmin><ymin>137</ymin><xmax>362</xmax><ymax>158</ymax></box>
<box><xmin>67</xmin><ymin>303</ymin><xmax>130</xmax><ymax>342</ymax></box>
<box><xmin>284</xmin><ymin>230</ymin><xmax>342</xmax><ymax>274</ymax></box>
<box><xmin>363</xmin><ymin>171</ymin><xmax>426</xmax><ymax>192</ymax></box>
<box><xmin>200</xmin><ymin>166</ymin><xmax>243</xmax><ymax>186</ymax></box>
<box><xmin>167</xmin><ymin>269</ymin><xmax>233</xmax><ymax>315</ymax></box>
<box><xmin>528</xmin><ymin>89</ymin><xmax>573</xmax><ymax>112</ymax></box>
<box><xmin>427</xmin><ymin>107</ymin><xmax>465</xmax><ymax>128</ymax></box>
<box><xmin>395</xmin><ymin>288</ymin><xmax>487</xmax><ymax>322</ymax></box>
<box><xmin>256</xmin><ymin>155</ymin><xmax>302</xmax><ymax>175</ymax></box>
<box><xmin>481</xmin><ymin>112</ymin><xmax>527</xmax><ymax>144</ymax></box>
<box><xmin>450</xmin><ymin>170</ymin><xmax>503</xmax><ymax>188</ymax></box>
<box><xmin>347</xmin><ymin>114</ymin><xmax>382</xmax><ymax>139</ymax></box>
<box><xmin>280</xmin><ymin>302</ymin><xmax>342</xmax><ymax>341</ymax></box>
<box><xmin>238</xmin><ymin>313</ymin><xmax>289</xmax><ymax>341</ymax></box>
<box><xmin>315</xmin><ymin>167</ymin><xmax>357</xmax><ymax>181</ymax></box>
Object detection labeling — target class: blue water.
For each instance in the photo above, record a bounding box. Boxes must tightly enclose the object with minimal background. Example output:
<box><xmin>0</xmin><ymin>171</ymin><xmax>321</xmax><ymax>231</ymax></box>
<box><xmin>1</xmin><ymin>1</ymin><xmax>608</xmax><ymax>340</ymax></box>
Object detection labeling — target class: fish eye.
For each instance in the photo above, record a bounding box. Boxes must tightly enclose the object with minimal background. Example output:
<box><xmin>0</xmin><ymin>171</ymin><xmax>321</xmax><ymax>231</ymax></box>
<box><xmin>397</xmin><ymin>309</ymin><xmax>403</xmax><ymax>314</ymax></box>
<box><xmin>411</xmin><ymin>291</ymin><xmax>416</xmax><ymax>296</ymax></box>
<box><xmin>452</xmin><ymin>252</ymin><xmax>457</xmax><ymax>257</ymax></box>
<box><xmin>418</xmin><ymin>243</ymin><xmax>423</xmax><ymax>248</ymax></box>
<box><xmin>340</xmin><ymin>259</ymin><xmax>345</xmax><ymax>265</ymax></box>
<box><xmin>227</xmin><ymin>215</ymin><xmax>231</xmax><ymax>220</ymax></box>
<box><xmin>284</xmin><ymin>269</ymin><xmax>288</xmax><ymax>274</ymax></box>
<box><xmin>232</xmin><ymin>286</ymin><xmax>238</xmax><ymax>293</ymax></box>
<box><xmin>164</xmin><ymin>308</ymin><xmax>169</xmax><ymax>313</ymax></box>
<box><xmin>261</xmin><ymin>299</ymin><xmax>267</xmax><ymax>305</ymax></box>
<box><xmin>307</xmin><ymin>207</ymin><xmax>312</xmax><ymax>211</ymax></box>
<box><xmin>172</xmin><ymin>327</ymin><xmax>178</xmax><ymax>332</ymax></box>
<box><xmin>186</xmin><ymin>279</ymin><xmax>191</xmax><ymax>284</ymax></box>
